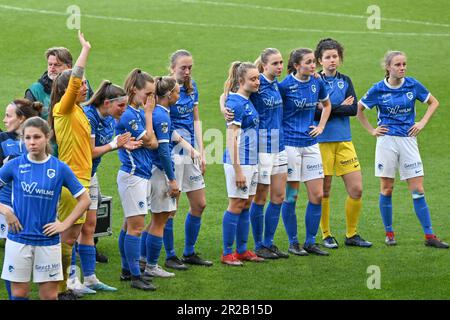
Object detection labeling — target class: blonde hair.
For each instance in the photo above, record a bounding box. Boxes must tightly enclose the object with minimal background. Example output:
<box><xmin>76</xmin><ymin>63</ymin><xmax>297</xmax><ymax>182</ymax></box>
<box><xmin>254</xmin><ymin>48</ymin><xmax>281</xmax><ymax>73</ymax></box>
<box><xmin>383</xmin><ymin>51</ymin><xmax>406</xmax><ymax>78</ymax></box>
<box><xmin>223</xmin><ymin>61</ymin><xmax>257</xmax><ymax>96</ymax></box>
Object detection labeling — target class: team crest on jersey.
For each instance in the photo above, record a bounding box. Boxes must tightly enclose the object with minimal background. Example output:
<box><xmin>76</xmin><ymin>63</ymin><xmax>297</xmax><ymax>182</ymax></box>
<box><xmin>0</xmin><ymin>224</ymin><xmax>5</xmax><ymax>233</ymax></box>
<box><xmin>190</xmin><ymin>93</ymin><xmax>196</xmax><ymax>101</ymax></box>
<box><xmin>47</xmin><ymin>169</ymin><xmax>56</xmax><ymax>179</ymax></box>
<box><xmin>311</xmin><ymin>85</ymin><xmax>316</xmax><ymax>93</ymax></box>
<box><xmin>337</xmin><ymin>81</ymin><xmax>344</xmax><ymax>90</ymax></box>
<box><xmin>406</xmin><ymin>92</ymin><xmax>414</xmax><ymax>100</ymax></box>
<box><xmin>161</xmin><ymin>122</ymin><xmax>169</xmax><ymax>133</ymax></box>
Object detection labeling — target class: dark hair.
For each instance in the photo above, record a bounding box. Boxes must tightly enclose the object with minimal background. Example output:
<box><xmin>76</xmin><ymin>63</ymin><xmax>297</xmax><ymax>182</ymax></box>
<box><xmin>383</xmin><ymin>51</ymin><xmax>406</xmax><ymax>78</ymax></box>
<box><xmin>123</xmin><ymin>68</ymin><xmax>154</xmax><ymax>105</ymax></box>
<box><xmin>287</xmin><ymin>48</ymin><xmax>313</xmax><ymax>74</ymax></box>
<box><xmin>84</xmin><ymin>80</ymin><xmax>126</xmax><ymax>108</ymax></box>
<box><xmin>10</xmin><ymin>98</ymin><xmax>43</xmax><ymax>120</ymax></box>
<box><xmin>169</xmin><ymin>49</ymin><xmax>194</xmax><ymax>95</ymax></box>
<box><xmin>22</xmin><ymin>117</ymin><xmax>53</xmax><ymax>155</ymax></box>
<box><xmin>255</xmin><ymin>48</ymin><xmax>281</xmax><ymax>73</ymax></box>
<box><xmin>45</xmin><ymin>47</ymin><xmax>73</xmax><ymax>67</ymax></box>
<box><xmin>314</xmin><ymin>38</ymin><xmax>344</xmax><ymax>63</ymax></box>
<box><xmin>48</xmin><ymin>69</ymin><xmax>72</xmax><ymax>135</ymax></box>
<box><xmin>155</xmin><ymin>76</ymin><xmax>177</xmax><ymax>98</ymax></box>
<box><xmin>223</xmin><ymin>61</ymin><xmax>257</xmax><ymax>96</ymax></box>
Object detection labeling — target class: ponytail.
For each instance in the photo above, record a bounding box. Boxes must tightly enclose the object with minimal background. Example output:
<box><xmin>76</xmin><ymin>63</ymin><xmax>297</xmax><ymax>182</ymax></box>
<box><xmin>84</xmin><ymin>80</ymin><xmax>126</xmax><ymax>108</ymax></box>
<box><xmin>287</xmin><ymin>48</ymin><xmax>313</xmax><ymax>74</ymax></box>
<box><xmin>383</xmin><ymin>51</ymin><xmax>406</xmax><ymax>78</ymax></box>
<box><xmin>155</xmin><ymin>76</ymin><xmax>177</xmax><ymax>98</ymax></box>
<box><xmin>11</xmin><ymin>98</ymin><xmax>43</xmax><ymax>120</ymax></box>
<box><xmin>255</xmin><ymin>48</ymin><xmax>281</xmax><ymax>74</ymax></box>
<box><xmin>124</xmin><ymin>68</ymin><xmax>154</xmax><ymax>106</ymax></box>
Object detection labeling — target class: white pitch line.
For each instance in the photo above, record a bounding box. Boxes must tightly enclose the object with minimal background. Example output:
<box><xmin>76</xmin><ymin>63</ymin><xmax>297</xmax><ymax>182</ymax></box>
<box><xmin>0</xmin><ymin>4</ymin><xmax>449</xmax><ymax>37</ymax></box>
<box><xmin>179</xmin><ymin>0</ymin><xmax>450</xmax><ymax>28</ymax></box>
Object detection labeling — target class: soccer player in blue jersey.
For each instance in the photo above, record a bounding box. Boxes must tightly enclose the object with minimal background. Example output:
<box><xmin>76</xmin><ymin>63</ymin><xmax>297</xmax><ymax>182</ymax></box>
<box><xmin>221</xmin><ymin>49</ymin><xmax>291</xmax><ymax>259</ymax></box>
<box><xmin>221</xmin><ymin>61</ymin><xmax>262</xmax><ymax>266</ymax></box>
<box><xmin>279</xmin><ymin>48</ymin><xmax>332</xmax><ymax>256</ymax></box>
<box><xmin>143</xmin><ymin>76</ymin><xmax>201</xmax><ymax>277</ymax></box>
<box><xmin>116</xmin><ymin>69</ymin><xmax>159</xmax><ymax>291</ymax></box>
<box><xmin>0</xmin><ymin>117</ymin><xmax>90</xmax><ymax>300</ymax></box>
<box><xmin>152</xmin><ymin>50</ymin><xmax>212</xmax><ymax>271</ymax></box>
<box><xmin>357</xmin><ymin>51</ymin><xmax>448</xmax><ymax>248</ymax></box>
<box><xmin>0</xmin><ymin>99</ymin><xmax>43</xmax><ymax>299</ymax></box>
<box><xmin>314</xmin><ymin>39</ymin><xmax>372</xmax><ymax>249</ymax></box>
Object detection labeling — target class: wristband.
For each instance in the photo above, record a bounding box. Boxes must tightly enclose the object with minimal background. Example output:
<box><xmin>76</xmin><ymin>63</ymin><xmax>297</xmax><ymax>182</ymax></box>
<box><xmin>108</xmin><ymin>136</ymin><xmax>119</xmax><ymax>150</ymax></box>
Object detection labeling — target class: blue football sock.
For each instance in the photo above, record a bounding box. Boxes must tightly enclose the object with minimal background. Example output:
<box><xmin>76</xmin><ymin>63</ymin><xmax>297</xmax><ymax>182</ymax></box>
<box><xmin>263</xmin><ymin>202</ymin><xmax>282</xmax><ymax>248</ymax></box>
<box><xmin>118</xmin><ymin>229</ymin><xmax>129</xmax><ymax>271</ymax></box>
<box><xmin>184</xmin><ymin>213</ymin><xmax>201</xmax><ymax>257</ymax></box>
<box><xmin>124</xmin><ymin>234</ymin><xmax>141</xmax><ymax>277</ymax></box>
<box><xmin>140</xmin><ymin>231</ymin><xmax>148</xmax><ymax>260</ymax></box>
<box><xmin>412</xmin><ymin>192</ymin><xmax>433</xmax><ymax>235</ymax></box>
<box><xmin>249</xmin><ymin>203</ymin><xmax>264</xmax><ymax>250</ymax></box>
<box><xmin>5</xmin><ymin>280</ymin><xmax>11</xmax><ymax>300</ymax></box>
<box><xmin>222</xmin><ymin>210</ymin><xmax>239</xmax><ymax>255</ymax></box>
<box><xmin>305</xmin><ymin>201</ymin><xmax>322</xmax><ymax>246</ymax></box>
<box><xmin>78</xmin><ymin>244</ymin><xmax>96</xmax><ymax>278</ymax></box>
<box><xmin>236</xmin><ymin>208</ymin><xmax>250</xmax><ymax>254</ymax></box>
<box><xmin>379</xmin><ymin>193</ymin><xmax>394</xmax><ymax>232</ymax></box>
<box><xmin>146</xmin><ymin>233</ymin><xmax>163</xmax><ymax>266</ymax></box>
<box><xmin>163</xmin><ymin>218</ymin><xmax>176</xmax><ymax>259</ymax></box>
<box><xmin>282</xmin><ymin>201</ymin><xmax>298</xmax><ymax>245</ymax></box>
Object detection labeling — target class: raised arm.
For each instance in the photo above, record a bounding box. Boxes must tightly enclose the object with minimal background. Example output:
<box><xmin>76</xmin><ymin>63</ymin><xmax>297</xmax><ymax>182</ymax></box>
<box><xmin>59</xmin><ymin>31</ymin><xmax>91</xmax><ymax>114</ymax></box>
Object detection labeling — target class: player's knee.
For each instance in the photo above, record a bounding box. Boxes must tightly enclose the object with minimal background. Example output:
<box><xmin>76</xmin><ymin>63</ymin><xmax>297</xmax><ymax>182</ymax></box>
<box><xmin>323</xmin><ymin>190</ymin><xmax>331</xmax><ymax>198</ymax></box>
<box><xmin>381</xmin><ymin>185</ymin><xmax>394</xmax><ymax>196</ymax></box>
<box><xmin>192</xmin><ymin>201</ymin><xmax>206</xmax><ymax>215</ymax></box>
<box><xmin>349</xmin><ymin>186</ymin><xmax>362</xmax><ymax>199</ymax></box>
<box><xmin>310</xmin><ymin>190</ymin><xmax>323</xmax><ymax>204</ymax></box>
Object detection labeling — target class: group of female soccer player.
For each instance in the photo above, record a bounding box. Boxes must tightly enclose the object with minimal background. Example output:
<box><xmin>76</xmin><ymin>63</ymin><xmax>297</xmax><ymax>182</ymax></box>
<box><xmin>0</xmin><ymin>32</ymin><xmax>447</xmax><ymax>299</ymax></box>
<box><xmin>219</xmin><ymin>38</ymin><xmax>448</xmax><ymax>266</ymax></box>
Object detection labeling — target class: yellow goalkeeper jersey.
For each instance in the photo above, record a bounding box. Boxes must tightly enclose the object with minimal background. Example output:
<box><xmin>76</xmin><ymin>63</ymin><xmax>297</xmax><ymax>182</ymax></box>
<box><xmin>53</xmin><ymin>76</ymin><xmax>92</xmax><ymax>185</ymax></box>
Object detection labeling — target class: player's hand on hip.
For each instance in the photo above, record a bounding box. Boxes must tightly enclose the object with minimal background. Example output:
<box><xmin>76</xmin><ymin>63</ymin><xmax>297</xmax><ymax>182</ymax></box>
<box><xmin>309</xmin><ymin>125</ymin><xmax>324</xmax><ymax>137</ymax></box>
<box><xmin>5</xmin><ymin>212</ymin><xmax>22</xmax><ymax>234</ymax></box>
<box><xmin>408</xmin><ymin>122</ymin><xmax>425</xmax><ymax>137</ymax></box>
<box><xmin>372</xmin><ymin>125</ymin><xmax>389</xmax><ymax>137</ymax></box>
<box><xmin>43</xmin><ymin>220</ymin><xmax>66</xmax><ymax>237</ymax></box>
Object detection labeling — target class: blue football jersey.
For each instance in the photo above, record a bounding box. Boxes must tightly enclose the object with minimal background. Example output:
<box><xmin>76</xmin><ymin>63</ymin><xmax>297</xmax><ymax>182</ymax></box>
<box><xmin>169</xmin><ymin>80</ymin><xmax>199</xmax><ymax>152</ymax></box>
<box><xmin>0</xmin><ymin>154</ymin><xmax>85</xmax><ymax>246</ymax></box>
<box><xmin>84</xmin><ymin>105</ymin><xmax>116</xmax><ymax>176</ymax></box>
<box><xmin>279</xmin><ymin>74</ymin><xmax>329</xmax><ymax>147</ymax></box>
<box><xmin>116</xmin><ymin>105</ymin><xmax>153</xmax><ymax>179</ymax></box>
<box><xmin>0</xmin><ymin>132</ymin><xmax>26</xmax><ymax>207</ymax></box>
<box><xmin>151</xmin><ymin>105</ymin><xmax>175</xmax><ymax>172</ymax></box>
<box><xmin>250</xmin><ymin>74</ymin><xmax>284</xmax><ymax>153</ymax></box>
<box><xmin>360</xmin><ymin>77</ymin><xmax>430</xmax><ymax>137</ymax></box>
<box><xmin>316</xmin><ymin>72</ymin><xmax>357</xmax><ymax>143</ymax></box>
<box><xmin>223</xmin><ymin>93</ymin><xmax>259</xmax><ymax>166</ymax></box>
